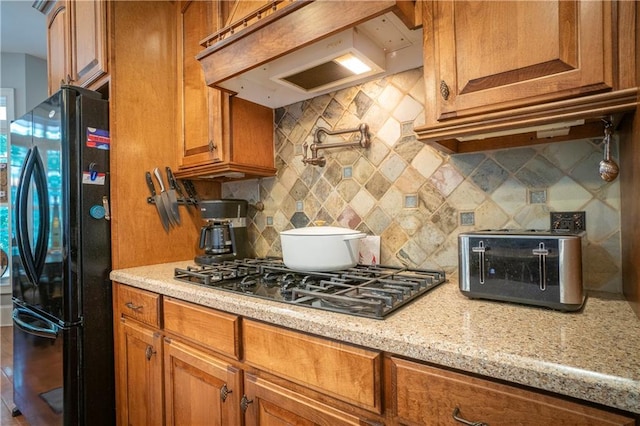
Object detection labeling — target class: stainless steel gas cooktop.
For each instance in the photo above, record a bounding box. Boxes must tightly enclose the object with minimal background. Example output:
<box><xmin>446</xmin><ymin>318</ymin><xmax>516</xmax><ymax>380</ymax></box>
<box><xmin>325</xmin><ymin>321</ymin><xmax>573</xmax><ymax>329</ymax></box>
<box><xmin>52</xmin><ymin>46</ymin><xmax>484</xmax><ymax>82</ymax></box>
<box><xmin>174</xmin><ymin>259</ymin><xmax>446</xmax><ymax>319</ymax></box>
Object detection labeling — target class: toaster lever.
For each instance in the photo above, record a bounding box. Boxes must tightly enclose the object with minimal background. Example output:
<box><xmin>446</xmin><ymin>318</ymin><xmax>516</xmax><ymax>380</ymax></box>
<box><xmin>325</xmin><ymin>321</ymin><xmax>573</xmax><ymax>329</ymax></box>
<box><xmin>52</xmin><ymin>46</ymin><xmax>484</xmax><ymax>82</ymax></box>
<box><xmin>532</xmin><ymin>243</ymin><xmax>548</xmax><ymax>291</ymax></box>
<box><xmin>472</xmin><ymin>241</ymin><xmax>486</xmax><ymax>284</ymax></box>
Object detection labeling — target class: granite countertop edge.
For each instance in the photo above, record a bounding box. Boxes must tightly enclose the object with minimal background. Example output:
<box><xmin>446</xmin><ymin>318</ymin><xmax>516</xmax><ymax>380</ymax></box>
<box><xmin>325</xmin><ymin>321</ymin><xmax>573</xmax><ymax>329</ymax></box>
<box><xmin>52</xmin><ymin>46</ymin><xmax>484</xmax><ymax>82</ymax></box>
<box><xmin>110</xmin><ymin>262</ymin><xmax>640</xmax><ymax>415</ymax></box>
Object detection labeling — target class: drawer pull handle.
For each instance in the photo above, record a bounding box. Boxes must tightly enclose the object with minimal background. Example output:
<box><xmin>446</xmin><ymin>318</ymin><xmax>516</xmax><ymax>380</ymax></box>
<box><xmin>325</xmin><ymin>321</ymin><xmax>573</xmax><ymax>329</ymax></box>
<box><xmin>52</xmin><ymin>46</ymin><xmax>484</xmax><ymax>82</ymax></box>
<box><xmin>125</xmin><ymin>302</ymin><xmax>143</xmax><ymax>312</ymax></box>
<box><xmin>240</xmin><ymin>395</ymin><xmax>253</xmax><ymax>413</ymax></box>
<box><xmin>452</xmin><ymin>407</ymin><xmax>488</xmax><ymax>426</ymax></box>
<box><xmin>145</xmin><ymin>345</ymin><xmax>156</xmax><ymax>361</ymax></box>
<box><xmin>220</xmin><ymin>384</ymin><xmax>232</xmax><ymax>402</ymax></box>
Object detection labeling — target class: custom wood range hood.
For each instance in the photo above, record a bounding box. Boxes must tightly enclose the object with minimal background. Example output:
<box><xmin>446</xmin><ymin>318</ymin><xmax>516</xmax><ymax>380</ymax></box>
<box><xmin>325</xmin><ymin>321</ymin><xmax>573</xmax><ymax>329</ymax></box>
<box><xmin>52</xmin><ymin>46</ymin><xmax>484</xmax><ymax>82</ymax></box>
<box><xmin>196</xmin><ymin>1</ymin><xmax>422</xmax><ymax>108</ymax></box>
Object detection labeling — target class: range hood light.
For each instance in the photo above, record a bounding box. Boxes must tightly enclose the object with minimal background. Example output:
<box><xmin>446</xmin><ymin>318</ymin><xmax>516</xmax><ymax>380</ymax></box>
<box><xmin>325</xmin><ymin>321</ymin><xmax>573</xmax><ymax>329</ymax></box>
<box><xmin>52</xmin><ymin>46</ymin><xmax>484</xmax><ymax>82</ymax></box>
<box><xmin>334</xmin><ymin>53</ymin><xmax>372</xmax><ymax>75</ymax></box>
<box><xmin>270</xmin><ymin>27</ymin><xmax>386</xmax><ymax>94</ymax></box>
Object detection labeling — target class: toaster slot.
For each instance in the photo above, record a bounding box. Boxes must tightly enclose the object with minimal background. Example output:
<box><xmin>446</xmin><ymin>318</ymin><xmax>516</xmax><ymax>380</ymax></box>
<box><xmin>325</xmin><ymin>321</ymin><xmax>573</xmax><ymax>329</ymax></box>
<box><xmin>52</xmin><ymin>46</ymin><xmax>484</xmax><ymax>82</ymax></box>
<box><xmin>532</xmin><ymin>242</ymin><xmax>549</xmax><ymax>291</ymax></box>
<box><xmin>471</xmin><ymin>241</ymin><xmax>486</xmax><ymax>284</ymax></box>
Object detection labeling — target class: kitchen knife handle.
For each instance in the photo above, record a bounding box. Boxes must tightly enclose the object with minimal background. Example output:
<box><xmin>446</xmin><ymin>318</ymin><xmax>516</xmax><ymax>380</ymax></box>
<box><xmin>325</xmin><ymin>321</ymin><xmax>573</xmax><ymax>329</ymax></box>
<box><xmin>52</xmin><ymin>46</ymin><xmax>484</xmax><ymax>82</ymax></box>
<box><xmin>182</xmin><ymin>179</ymin><xmax>197</xmax><ymax>200</ymax></box>
<box><xmin>166</xmin><ymin>167</ymin><xmax>187</xmax><ymax>200</ymax></box>
<box><xmin>166</xmin><ymin>167</ymin><xmax>179</xmax><ymax>191</ymax></box>
<box><xmin>153</xmin><ymin>167</ymin><xmax>166</xmax><ymax>192</ymax></box>
<box><xmin>145</xmin><ymin>172</ymin><xmax>157</xmax><ymax>196</ymax></box>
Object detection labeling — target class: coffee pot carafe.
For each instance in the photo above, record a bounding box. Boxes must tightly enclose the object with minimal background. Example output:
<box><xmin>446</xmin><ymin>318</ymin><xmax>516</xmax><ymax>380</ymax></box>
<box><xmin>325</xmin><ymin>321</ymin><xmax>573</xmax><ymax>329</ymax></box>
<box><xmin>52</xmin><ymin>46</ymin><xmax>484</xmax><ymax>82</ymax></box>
<box><xmin>199</xmin><ymin>221</ymin><xmax>234</xmax><ymax>255</ymax></box>
<box><xmin>195</xmin><ymin>199</ymin><xmax>251</xmax><ymax>265</ymax></box>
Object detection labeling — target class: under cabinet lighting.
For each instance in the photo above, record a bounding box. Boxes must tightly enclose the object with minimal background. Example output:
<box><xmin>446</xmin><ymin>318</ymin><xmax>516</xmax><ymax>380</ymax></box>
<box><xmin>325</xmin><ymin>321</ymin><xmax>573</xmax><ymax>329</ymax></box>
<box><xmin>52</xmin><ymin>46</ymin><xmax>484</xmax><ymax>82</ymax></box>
<box><xmin>456</xmin><ymin>120</ymin><xmax>585</xmax><ymax>142</ymax></box>
<box><xmin>334</xmin><ymin>53</ymin><xmax>372</xmax><ymax>75</ymax></box>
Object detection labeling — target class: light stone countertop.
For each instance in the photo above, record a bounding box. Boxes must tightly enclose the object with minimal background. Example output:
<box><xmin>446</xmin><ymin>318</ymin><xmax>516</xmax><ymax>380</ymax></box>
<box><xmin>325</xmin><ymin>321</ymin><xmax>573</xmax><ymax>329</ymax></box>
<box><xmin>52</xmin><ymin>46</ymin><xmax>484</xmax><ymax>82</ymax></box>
<box><xmin>110</xmin><ymin>261</ymin><xmax>640</xmax><ymax>415</ymax></box>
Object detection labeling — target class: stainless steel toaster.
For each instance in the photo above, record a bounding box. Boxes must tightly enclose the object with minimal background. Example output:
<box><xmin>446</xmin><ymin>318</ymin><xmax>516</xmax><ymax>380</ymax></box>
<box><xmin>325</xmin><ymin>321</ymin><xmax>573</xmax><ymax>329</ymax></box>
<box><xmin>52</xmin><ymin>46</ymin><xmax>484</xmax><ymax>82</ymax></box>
<box><xmin>458</xmin><ymin>230</ymin><xmax>586</xmax><ymax>311</ymax></box>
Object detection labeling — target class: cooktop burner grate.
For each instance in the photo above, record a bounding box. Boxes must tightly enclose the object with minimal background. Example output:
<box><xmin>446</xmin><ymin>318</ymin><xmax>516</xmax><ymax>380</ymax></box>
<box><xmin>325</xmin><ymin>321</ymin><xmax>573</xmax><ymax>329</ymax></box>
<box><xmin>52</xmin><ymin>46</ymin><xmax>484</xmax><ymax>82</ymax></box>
<box><xmin>174</xmin><ymin>259</ymin><xmax>446</xmax><ymax>319</ymax></box>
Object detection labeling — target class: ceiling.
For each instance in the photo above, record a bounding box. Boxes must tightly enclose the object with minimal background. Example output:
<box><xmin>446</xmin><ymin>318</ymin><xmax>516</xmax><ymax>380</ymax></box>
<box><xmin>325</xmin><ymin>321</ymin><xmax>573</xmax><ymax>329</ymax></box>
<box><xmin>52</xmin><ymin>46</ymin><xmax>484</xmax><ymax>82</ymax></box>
<box><xmin>0</xmin><ymin>0</ymin><xmax>47</xmax><ymax>60</ymax></box>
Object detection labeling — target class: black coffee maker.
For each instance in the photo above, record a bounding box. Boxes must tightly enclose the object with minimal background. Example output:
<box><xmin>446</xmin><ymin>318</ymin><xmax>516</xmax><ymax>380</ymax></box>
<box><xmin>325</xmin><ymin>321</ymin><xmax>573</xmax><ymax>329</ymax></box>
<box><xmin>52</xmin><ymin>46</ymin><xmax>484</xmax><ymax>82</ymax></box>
<box><xmin>195</xmin><ymin>199</ymin><xmax>251</xmax><ymax>265</ymax></box>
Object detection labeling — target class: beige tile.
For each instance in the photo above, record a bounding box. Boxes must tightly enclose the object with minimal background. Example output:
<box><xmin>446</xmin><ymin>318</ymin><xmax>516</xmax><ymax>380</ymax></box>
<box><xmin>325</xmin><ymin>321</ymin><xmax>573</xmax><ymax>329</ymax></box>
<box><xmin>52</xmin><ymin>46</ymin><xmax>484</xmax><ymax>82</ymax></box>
<box><xmin>228</xmin><ymin>68</ymin><xmax>622</xmax><ymax>292</ymax></box>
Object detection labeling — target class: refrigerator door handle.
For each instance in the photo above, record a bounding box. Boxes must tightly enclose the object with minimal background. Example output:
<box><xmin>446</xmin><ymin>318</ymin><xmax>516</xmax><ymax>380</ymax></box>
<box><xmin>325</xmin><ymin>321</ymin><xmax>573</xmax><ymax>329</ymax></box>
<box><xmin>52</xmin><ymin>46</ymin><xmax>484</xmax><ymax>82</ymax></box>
<box><xmin>15</xmin><ymin>146</ymin><xmax>50</xmax><ymax>286</ymax></box>
<box><xmin>12</xmin><ymin>307</ymin><xmax>59</xmax><ymax>339</ymax></box>
<box><xmin>31</xmin><ymin>147</ymin><xmax>50</xmax><ymax>280</ymax></box>
<box><xmin>15</xmin><ymin>148</ymin><xmax>38</xmax><ymax>284</ymax></box>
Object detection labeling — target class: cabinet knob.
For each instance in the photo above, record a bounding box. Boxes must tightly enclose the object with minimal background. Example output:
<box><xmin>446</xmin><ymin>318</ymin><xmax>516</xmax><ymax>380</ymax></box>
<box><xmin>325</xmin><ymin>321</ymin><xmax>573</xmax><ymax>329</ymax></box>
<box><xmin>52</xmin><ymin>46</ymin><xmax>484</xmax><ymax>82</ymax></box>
<box><xmin>452</xmin><ymin>407</ymin><xmax>488</xmax><ymax>426</ymax></box>
<box><xmin>208</xmin><ymin>140</ymin><xmax>217</xmax><ymax>152</ymax></box>
<box><xmin>440</xmin><ymin>80</ymin><xmax>450</xmax><ymax>100</ymax></box>
<box><xmin>240</xmin><ymin>395</ymin><xmax>253</xmax><ymax>413</ymax></box>
<box><xmin>220</xmin><ymin>384</ymin><xmax>232</xmax><ymax>402</ymax></box>
<box><xmin>145</xmin><ymin>345</ymin><xmax>156</xmax><ymax>361</ymax></box>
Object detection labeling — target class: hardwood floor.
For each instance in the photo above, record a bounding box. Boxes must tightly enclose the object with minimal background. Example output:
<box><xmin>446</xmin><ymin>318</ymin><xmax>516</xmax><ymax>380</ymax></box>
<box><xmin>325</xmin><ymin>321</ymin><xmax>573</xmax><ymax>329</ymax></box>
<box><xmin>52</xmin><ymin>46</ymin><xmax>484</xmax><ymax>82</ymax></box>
<box><xmin>1</xmin><ymin>326</ymin><xmax>29</xmax><ymax>426</ymax></box>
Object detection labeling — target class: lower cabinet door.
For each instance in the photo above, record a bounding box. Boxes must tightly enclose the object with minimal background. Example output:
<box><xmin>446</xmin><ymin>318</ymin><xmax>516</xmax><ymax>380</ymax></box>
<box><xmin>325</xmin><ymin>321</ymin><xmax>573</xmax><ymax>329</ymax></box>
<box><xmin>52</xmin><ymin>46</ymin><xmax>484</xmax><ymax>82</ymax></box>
<box><xmin>116</xmin><ymin>318</ymin><xmax>164</xmax><ymax>426</ymax></box>
<box><xmin>164</xmin><ymin>337</ymin><xmax>243</xmax><ymax>426</ymax></box>
<box><xmin>242</xmin><ymin>373</ymin><xmax>377</xmax><ymax>426</ymax></box>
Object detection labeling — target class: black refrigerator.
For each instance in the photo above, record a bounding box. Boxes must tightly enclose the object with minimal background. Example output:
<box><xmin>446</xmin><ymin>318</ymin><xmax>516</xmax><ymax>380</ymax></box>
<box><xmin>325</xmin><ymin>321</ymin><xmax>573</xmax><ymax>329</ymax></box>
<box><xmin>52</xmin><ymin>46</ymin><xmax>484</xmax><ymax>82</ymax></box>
<box><xmin>10</xmin><ymin>86</ymin><xmax>114</xmax><ymax>425</ymax></box>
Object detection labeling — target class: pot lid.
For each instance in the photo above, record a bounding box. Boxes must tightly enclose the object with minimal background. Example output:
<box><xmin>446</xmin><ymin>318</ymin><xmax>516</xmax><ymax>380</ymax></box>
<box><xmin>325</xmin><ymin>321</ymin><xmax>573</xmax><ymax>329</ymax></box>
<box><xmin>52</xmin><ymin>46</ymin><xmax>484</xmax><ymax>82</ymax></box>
<box><xmin>281</xmin><ymin>226</ymin><xmax>361</xmax><ymax>236</ymax></box>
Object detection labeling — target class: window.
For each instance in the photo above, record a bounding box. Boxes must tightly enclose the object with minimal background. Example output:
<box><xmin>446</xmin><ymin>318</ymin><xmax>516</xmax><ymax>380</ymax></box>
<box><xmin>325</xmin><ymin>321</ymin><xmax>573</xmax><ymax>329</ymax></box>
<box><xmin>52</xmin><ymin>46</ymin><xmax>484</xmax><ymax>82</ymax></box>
<box><xmin>0</xmin><ymin>88</ymin><xmax>14</xmax><ymax>280</ymax></box>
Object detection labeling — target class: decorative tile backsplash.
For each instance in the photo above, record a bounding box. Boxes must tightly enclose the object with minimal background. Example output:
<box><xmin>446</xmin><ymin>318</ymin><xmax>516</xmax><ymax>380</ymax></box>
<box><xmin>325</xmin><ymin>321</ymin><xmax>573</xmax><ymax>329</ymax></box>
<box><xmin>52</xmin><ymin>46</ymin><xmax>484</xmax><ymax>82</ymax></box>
<box><xmin>223</xmin><ymin>67</ymin><xmax>622</xmax><ymax>293</ymax></box>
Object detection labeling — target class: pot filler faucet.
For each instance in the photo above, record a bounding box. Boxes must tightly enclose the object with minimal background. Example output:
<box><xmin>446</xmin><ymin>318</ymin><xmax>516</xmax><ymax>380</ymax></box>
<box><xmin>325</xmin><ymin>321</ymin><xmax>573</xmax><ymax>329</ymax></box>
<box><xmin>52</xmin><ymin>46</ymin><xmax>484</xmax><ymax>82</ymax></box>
<box><xmin>302</xmin><ymin>123</ymin><xmax>370</xmax><ymax>167</ymax></box>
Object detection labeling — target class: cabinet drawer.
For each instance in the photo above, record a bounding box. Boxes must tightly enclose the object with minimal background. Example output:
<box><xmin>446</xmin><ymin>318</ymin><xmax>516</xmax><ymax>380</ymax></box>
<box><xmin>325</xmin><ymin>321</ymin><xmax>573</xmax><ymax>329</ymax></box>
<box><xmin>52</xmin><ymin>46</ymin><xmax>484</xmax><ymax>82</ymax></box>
<box><xmin>115</xmin><ymin>284</ymin><xmax>161</xmax><ymax>328</ymax></box>
<box><xmin>388</xmin><ymin>357</ymin><xmax>635</xmax><ymax>426</ymax></box>
<box><xmin>243</xmin><ymin>320</ymin><xmax>381</xmax><ymax>413</ymax></box>
<box><xmin>163</xmin><ymin>298</ymin><xmax>240</xmax><ymax>360</ymax></box>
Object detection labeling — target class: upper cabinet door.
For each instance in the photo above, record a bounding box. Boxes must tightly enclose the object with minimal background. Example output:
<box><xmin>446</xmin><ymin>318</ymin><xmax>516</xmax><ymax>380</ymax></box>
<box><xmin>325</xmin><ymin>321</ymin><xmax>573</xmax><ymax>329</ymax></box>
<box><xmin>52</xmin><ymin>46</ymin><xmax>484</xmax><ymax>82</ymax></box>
<box><xmin>70</xmin><ymin>0</ymin><xmax>108</xmax><ymax>87</ymax></box>
<box><xmin>47</xmin><ymin>1</ymin><xmax>70</xmax><ymax>95</ymax></box>
<box><xmin>46</xmin><ymin>0</ymin><xmax>107</xmax><ymax>94</ymax></box>
<box><xmin>432</xmin><ymin>0</ymin><xmax>611</xmax><ymax>122</ymax></box>
<box><xmin>178</xmin><ymin>0</ymin><xmax>224</xmax><ymax>169</ymax></box>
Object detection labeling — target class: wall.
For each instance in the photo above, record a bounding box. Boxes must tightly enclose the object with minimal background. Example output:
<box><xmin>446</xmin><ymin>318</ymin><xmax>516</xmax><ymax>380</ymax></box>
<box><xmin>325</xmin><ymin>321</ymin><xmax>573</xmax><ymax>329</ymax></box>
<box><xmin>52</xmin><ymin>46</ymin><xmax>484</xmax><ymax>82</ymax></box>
<box><xmin>223</xmin><ymin>67</ymin><xmax>624</xmax><ymax>293</ymax></box>
<box><xmin>0</xmin><ymin>53</ymin><xmax>47</xmax><ymax>116</ymax></box>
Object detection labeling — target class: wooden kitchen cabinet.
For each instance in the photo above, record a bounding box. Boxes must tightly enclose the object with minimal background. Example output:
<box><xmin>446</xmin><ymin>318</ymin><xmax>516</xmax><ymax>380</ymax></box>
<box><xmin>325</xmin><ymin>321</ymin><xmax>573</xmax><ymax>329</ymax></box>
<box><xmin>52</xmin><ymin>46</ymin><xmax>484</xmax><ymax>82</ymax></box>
<box><xmin>113</xmin><ymin>284</ymin><xmax>385</xmax><ymax>424</ymax></box>
<box><xmin>176</xmin><ymin>0</ymin><xmax>276</xmax><ymax>180</ymax></box>
<box><xmin>114</xmin><ymin>286</ymin><xmax>244</xmax><ymax>426</ymax></box>
<box><xmin>242</xmin><ymin>373</ymin><xmax>373</xmax><ymax>425</ymax></box>
<box><xmin>163</xmin><ymin>297</ymin><xmax>241</xmax><ymax>360</ymax></box>
<box><xmin>177</xmin><ymin>0</ymin><xmax>223</xmax><ymax>169</ymax></box>
<box><xmin>113</xmin><ymin>283</ymin><xmax>637</xmax><ymax>425</ymax></box>
<box><xmin>162</xmin><ymin>297</ymin><xmax>244</xmax><ymax>426</ymax></box>
<box><xmin>46</xmin><ymin>0</ymin><xmax>108</xmax><ymax>95</ymax></box>
<box><xmin>416</xmin><ymin>0</ymin><xmax>638</xmax><ymax>153</ymax></box>
<box><xmin>46</xmin><ymin>1</ymin><xmax>69</xmax><ymax>96</ymax></box>
<box><xmin>386</xmin><ymin>356</ymin><xmax>636</xmax><ymax>426</ymax></box>
<box><xmin>113</xmin><ymin>285</ymin><xmax>164</xmax><ymax>426</ymax></box>
<box><xmin>242</xmin><ymin>319</ymin><xmax>383</xmax><ymax>414</ymax></box>
<box><xmin>164</xmin><ymin>338</ymin><xmax>243</xmax><ymax>426</ymax></box>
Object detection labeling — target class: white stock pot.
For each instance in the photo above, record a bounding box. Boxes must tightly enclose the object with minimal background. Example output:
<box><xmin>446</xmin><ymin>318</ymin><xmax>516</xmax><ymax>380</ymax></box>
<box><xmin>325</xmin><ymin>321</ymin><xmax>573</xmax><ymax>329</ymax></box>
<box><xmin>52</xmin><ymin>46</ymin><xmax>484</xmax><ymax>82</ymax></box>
<box><xmin>280</xmin><ymin>226</ymin><xmax>367</xmax><ymax>271</ymax></box>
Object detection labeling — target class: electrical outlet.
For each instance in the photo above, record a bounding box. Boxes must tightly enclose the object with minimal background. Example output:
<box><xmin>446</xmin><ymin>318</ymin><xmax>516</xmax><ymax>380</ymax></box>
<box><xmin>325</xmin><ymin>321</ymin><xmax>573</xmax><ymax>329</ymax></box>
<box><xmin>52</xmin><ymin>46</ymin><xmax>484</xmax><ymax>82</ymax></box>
<box><xmin>550</xmin><ymin>211</ymin><xmax>586</xmax><ymax>232</ymax></box>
